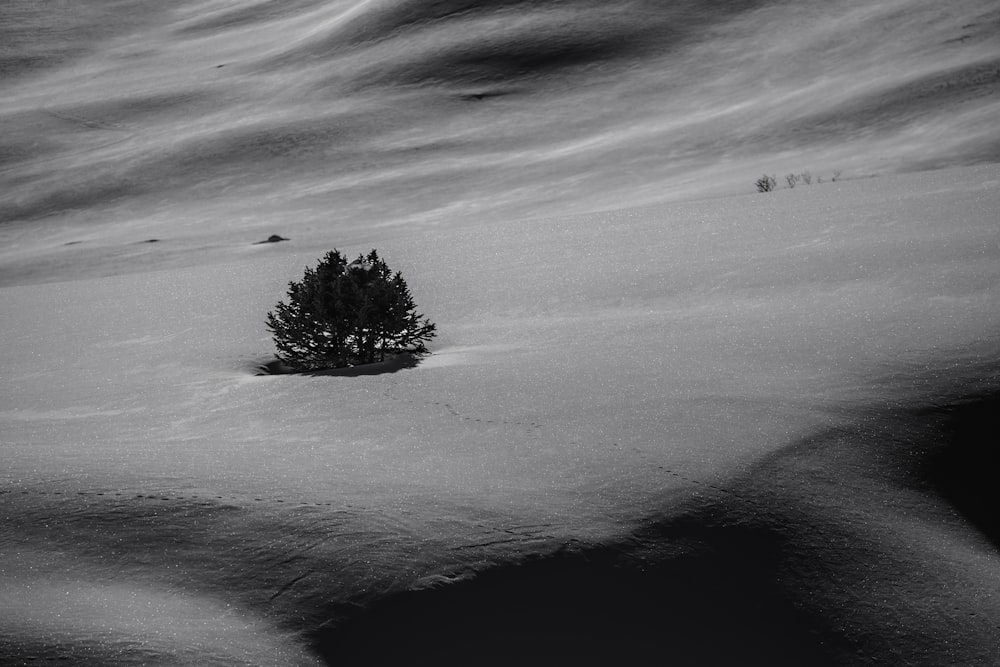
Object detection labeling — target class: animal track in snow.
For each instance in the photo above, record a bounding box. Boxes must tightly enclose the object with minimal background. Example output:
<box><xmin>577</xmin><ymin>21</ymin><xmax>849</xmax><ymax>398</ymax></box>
<box><xmin>379</xmin><ymin>381</ymin><xmax>544</xmax><ymax>433</ymax></box>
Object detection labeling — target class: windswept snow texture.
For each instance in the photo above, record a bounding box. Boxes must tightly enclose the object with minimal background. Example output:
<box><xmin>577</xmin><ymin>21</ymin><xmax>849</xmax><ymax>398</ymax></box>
<box><xmin>2</xmin><ymin>0</ymin><xmax>1000</xmax><ymax>665</ymax></box>
<box><xmin>2</xmin><ymin>0</ymin><xmax>1000</xmax><ymax>282</ymax></box>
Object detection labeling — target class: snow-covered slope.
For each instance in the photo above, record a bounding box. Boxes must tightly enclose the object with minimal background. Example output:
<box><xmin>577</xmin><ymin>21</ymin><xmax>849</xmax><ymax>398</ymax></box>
<box><xmin>3</xmin><ymin>165</ymin><xmax>1000</xmax><ymax>664</ymax></box>
<box><xmin>2</xmin><ymin>0</ymin><xmax>999</xmax><ymax>285</ymax></box>
<box><xmin>3</xmin><ymin>0</ymin><xmax>1000</xmax><ymax>663</ymax></box>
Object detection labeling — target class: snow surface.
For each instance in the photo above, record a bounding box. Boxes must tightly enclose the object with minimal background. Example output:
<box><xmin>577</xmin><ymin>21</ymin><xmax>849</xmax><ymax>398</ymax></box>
<box><xmin>2</xmin><ymin>0</ymin><xmax>1000</xmax><ymax>663</ymax></box>
<box><xmin>3</xmin><ymin>165</ymin><xmax>1000</xmax><ymax>664</ymax></box>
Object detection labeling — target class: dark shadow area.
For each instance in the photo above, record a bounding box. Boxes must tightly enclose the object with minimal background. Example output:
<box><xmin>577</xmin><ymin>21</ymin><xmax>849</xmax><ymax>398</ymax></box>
<box><xmin>258</xmin><ymin>352</ymin><xmax>421</xmax><ymax>377</ymax></box>
<box><xmin>922</xmin><ymin>393</ymin><xmax>1000</xmax><ymax>549</ymax></box>
<box><xmin>313</xmin><ymin>515</ymin><xmax>836</xmax><ymax>667</ymax></box>
<box><xmin>380</xmin><ymin>37</ymin><xmax>643</xmax><ymax>87</ymax></box>
<box><xmin>312</xmin><ymin>379</ymin><xmax>1000</xmax><ymax>666</ymax></box>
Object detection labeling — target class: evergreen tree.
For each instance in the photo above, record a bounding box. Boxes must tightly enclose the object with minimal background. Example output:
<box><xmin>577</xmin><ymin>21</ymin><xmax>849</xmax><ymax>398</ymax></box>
<box><xmin>267</xmin><ymin>249</ymin><xmax>436</xmax><ymax>371</ymax></box>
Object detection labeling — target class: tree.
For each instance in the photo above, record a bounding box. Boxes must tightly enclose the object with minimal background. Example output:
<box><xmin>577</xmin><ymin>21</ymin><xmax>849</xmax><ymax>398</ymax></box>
<box><xmin>267</xmin><ymin>249</ymin><xmax>436</xmax><ymax>371</ymax></box>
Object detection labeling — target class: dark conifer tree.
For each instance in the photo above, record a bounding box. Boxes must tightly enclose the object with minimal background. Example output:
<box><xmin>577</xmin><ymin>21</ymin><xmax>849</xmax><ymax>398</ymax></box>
<box><xmin>267</xmin><ymin>249</ymin><xmax>436</xmax><ymax>371</ymax></box>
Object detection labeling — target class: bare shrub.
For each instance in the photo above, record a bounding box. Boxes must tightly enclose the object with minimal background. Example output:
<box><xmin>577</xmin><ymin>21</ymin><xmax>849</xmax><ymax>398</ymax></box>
<box><xmin>755</xmin><ymin>174</ymin><xmax>777</xmax><ymax>193</ymax></box>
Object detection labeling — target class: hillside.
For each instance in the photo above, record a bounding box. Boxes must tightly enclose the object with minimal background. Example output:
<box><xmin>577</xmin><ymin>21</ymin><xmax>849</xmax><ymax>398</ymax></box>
<box><xmin>2</xmin><ymin>1</ymin><xmax>999</xmax><ymax>665</ymax></box>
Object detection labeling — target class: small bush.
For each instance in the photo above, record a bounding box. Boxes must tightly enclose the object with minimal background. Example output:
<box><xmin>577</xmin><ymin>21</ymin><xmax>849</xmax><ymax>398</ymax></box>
<box><xmin>799</xmin><ymin>170</ymin><xmax>812</xmax><ymax>185</ymax></box>
<box><xmin>266</xmin><ymin>249</ymin><xmax>436</xmax><ymax>371</ymax></box>
<box><xmin>755</xmin><ymin>174</ymin><xmax>777</xmax><ymax>193</ymax></box>
<box><xmin>785</xmin><ymin>173</ymin><xmax>800</xmax><ymax>188</ymax></box>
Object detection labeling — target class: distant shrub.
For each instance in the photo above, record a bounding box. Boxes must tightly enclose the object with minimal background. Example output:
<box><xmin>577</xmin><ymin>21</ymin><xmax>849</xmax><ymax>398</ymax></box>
<box><xmin>755</xmin><ymin>174</ymin><xmax>777</xmax><ymax>193</ymax></box>
<box><xmin>799</xmin><ymin>170</ymin><xmax>812</xmax><ymax>185</ymax></box>
<box><xmin>266</xmin><ymin>249</ymin><xmax>436</xmax><ymax>371</ymax></box>
<box><xmin>785</xmin><ymin>173</ymin><xmax>801</xmax><ymax>188</ymax></box>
